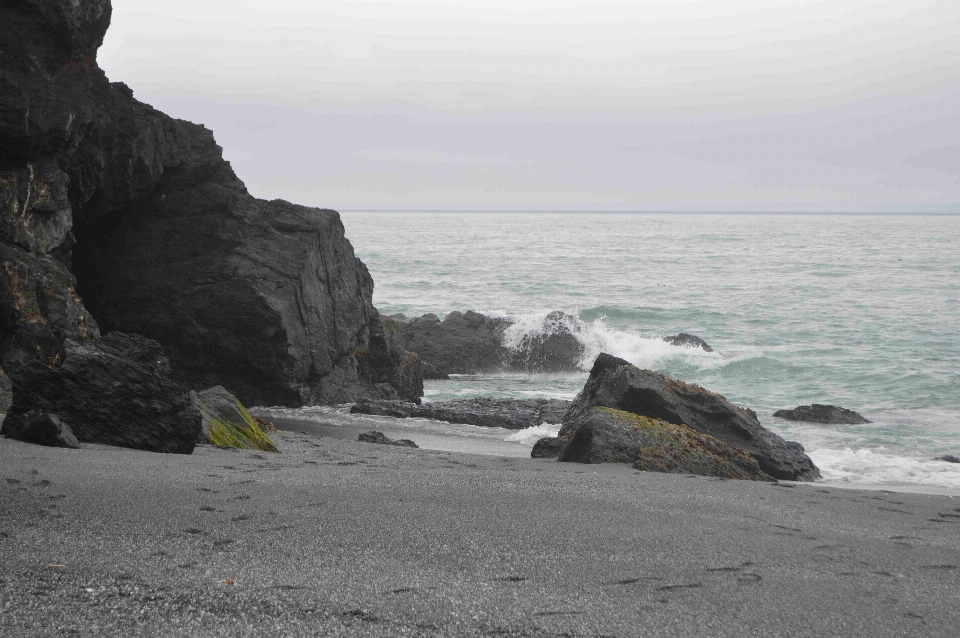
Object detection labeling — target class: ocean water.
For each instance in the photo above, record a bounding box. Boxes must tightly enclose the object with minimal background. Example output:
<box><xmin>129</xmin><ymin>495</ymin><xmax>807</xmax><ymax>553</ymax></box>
<box><xmin>271</xmin><ymin>213</ymin><xmax>960</xmax><ymax>492</ymax></box>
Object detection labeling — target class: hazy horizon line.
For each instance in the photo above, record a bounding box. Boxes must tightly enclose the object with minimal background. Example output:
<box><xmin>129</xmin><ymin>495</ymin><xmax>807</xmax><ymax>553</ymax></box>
<box><xmin>337</xmin><ymin>209</ymin><xmax>960</xmax><ymax>215</ymax></box>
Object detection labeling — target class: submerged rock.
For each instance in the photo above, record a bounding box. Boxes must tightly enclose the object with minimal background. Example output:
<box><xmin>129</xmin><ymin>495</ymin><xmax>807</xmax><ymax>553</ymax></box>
<box><xmin>559</xmin><ymin>353</ymin><xmax>820</xmax><ymax>481</ymax></box>
<box><xmin>3</xmin><ymin>411</ymin><xmax>79</xmax><ymax>449</ymax></box>
<box><xmin>358</xmin><ymin>431</ymin><xmax>418</xmax><ymax>448</ymax></box>
<box><xmin>559</xmin><ymin>407</ymin><xmax>773</xmax><ymax>481</ymax></box>
<box><xmin>191</xmin><ymin>386</ymin><xmax>277</xmax><ymax>452</ymax></box>
<box><xmin>773</xmin><ymin>404</ymin><xmax>871</xmax><ymax>425</ymax></box>
<box><xmin>2</xmin><ymin>333</ymin><xmax>200</xmax><ymax>454</ymax></box>
<box><xmin>531</xmin><ymin>437</ymin><xmax>566</xmax><ymax>459</ymax></box>
<box><xmin>351</xmin><ymin>398</ymin><xmax>570</xmax><ymax>430</ymax></box>
<box><xmin>663</xmin><ymin>333</ymin><xmax>713</xmax><ymax>352</ymax></box>
<box><xmin>934</xmin><ymin>455</ymin><xmax>960</xmax><ymax>464</ymax></box>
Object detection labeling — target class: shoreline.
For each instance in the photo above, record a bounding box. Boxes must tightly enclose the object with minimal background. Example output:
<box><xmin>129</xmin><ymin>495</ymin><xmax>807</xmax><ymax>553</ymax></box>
<box><xmin>3</xmin><ymin>429</ymin><xmax>960</xmax><ymax>636</ymax></box>
<box><xmin>265</xmin><ymin>413</ymin><xmax>960</xmax><ymax>498</ymax></box>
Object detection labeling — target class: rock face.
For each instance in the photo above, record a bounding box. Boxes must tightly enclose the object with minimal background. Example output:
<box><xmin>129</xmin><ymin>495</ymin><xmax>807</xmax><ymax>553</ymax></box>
<box><xmin>358</xmin><ymin>431</ymin><xmax>419</xmax><ymax>448</ymax></box>
<box><xmin>1</xmin><ymin>332</ymin><xmax>200</xmax><ymax>453</ymax></box>
<box><xmin>1</xmin><ymin>0</ymin><xmax>420</xmax><ymax>411</ymax></box>
<box><xmin>0</xmin><ymin>367</ymin><xmax>11</xmax><ymax>422</ymax></box>
<box><xmin>559</xmin><ymin>353</ymin><xmax>820</xmax><ymax>481</ymax></box>
<box><xmin>3</xmin><ymin>411</ymin><xmax>79</xmax><ymax>449</ymax></box>
<box><xmin>664</xmin><ymin>333</ymin><xmax>713</xmax><ymax>352</ymax></box>
<box><xmin>190</xmin><ymin>386</ymin><xmax>277</xmax><ymax>452</ymax></box>
<box><xmin>399</xmin><ymin>310</ymin><xmax>585</xmax><ymax>375</ymax></box>
<box><xmin>558</xmin><ymin>407</ymin><xmax>773</xmax><ymax>481</ymax></box>
<box><xmin>773</xmin><ymin>404</ymin><xmax>871</xmax><ymax>425</ymax></box>
<box><xmin>351</xmin><ymin>398</ymin><xmax>571</xmax><ymax>430</ymax></box>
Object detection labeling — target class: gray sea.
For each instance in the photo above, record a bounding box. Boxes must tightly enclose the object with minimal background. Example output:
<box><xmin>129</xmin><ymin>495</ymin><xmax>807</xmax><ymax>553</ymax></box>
<box><xmin>261</xmin><ymin>213</ymin><xmax>960</xmax><ymax>493</ymax></box>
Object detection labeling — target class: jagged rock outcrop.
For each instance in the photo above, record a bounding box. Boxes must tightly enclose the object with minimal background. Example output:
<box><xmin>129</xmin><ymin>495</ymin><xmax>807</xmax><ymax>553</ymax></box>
<box><xmin>773</xmin><ymin>404</ymin><xmax>871</xmax><ymax>425</ymax></box>
<box><xmin>1</xmin><ymin>0</ymin><xmax>420</xmax><ymax>410</ymax></box>
<box><xmin>398</xmin><ymin>310</ymin><xmax>585</xmax><ymax>375</ymax></box>
<box><xmin>663</xmin><ymin>333</ymin><xmax>713</xmax><ymax>352</ymax></box>
<box><xmin>1</xmin><ymin>332</ymin><xmax>200</xmax><ymax>453</ymax></box>
<box><xmin>351</xmin><ymin>397</ymin><xmax>571</xmax><ymax>430</ymax></box>
<box><xmin>559</xmin><ymin>353</ymin><xmax>820</xmax><ymax>481</ymax></box>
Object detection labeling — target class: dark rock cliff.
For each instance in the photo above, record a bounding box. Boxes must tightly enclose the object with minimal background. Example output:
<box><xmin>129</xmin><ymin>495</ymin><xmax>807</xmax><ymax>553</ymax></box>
<box><xmin>1</xmin><ymin>0</ymin><xmax>420</xmax><ymax>410</ymax></box>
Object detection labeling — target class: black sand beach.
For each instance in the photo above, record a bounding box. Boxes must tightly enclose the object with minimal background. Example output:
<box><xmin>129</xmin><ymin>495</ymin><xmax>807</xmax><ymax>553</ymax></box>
<box><xmin>2</xmin><ymin>425</ymin><xmax>959</xmax><ymax>637</ymax></box>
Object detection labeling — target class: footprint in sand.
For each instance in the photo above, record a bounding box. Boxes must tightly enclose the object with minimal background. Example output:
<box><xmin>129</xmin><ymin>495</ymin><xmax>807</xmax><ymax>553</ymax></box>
<box><xmin>607</xmin><ymin>576</ymin><xmax>663</xmax><ymax>585</ymax></box>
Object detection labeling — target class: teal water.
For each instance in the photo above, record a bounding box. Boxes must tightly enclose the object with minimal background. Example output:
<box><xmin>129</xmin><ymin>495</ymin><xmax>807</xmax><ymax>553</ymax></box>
<box><xmin>310</xmin><ymin>213</ymin><xmax>960</xmax><ymax>489</ymax></box>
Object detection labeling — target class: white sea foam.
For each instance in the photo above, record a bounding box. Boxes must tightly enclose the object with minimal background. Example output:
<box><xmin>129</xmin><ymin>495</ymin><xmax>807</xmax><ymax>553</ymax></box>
<box><xmin>811</xmin><ymin>447</ymin><xmax>960</xmax><ymax>492</ymax></box>
<box><xmin>503</xmin><ymin>423</ymin><xmax>562</xmax><ymax>446</ymax></box>
<box><xmin>498</xmin><ymin>309</ymin><xmax>719</xmax><ymax>372</ymax></box>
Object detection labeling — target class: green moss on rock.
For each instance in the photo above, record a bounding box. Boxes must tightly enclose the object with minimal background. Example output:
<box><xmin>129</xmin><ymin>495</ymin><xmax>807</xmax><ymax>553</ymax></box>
<box><xmin>592</xmin><ymin>407</ymin><xmax>772</xmax><ymax>481</ymax></box>
<box><xmin>191</xmin><ymin>386</ymin><xmax>278</xmax><ymax>452</ymax></box>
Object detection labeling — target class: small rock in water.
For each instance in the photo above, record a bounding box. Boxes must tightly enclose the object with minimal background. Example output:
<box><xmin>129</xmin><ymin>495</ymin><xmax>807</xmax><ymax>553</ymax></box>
<box><xmin>773</xmin><ymin>404</ymin><xmax>871</xmax><ymax>425</ymax></box>
<box><xmin>358</xmin><ymin>431</ymin><xmax>418</xmax><ymax>448</ymax></box>
<box><xmin>663</xmin><ymin>333</ymin><xmax>713</xmax><ymax>352</ymax></box>
<box><xmin>531</xmin><ymin>437</ymin><xmax>566</xmax><ymax>459</ymax></box>
<box><xmin>933</xmin><ymin>455</ymin><xmax>960</xmax><ymax>464</ymax></box>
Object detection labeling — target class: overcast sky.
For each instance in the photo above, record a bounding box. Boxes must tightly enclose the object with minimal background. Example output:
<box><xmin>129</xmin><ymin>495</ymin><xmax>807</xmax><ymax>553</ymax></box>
<box><xmin>99</xmin><ymin>1</ymin><xmax>960</xmax><ymax>212</ymax></box>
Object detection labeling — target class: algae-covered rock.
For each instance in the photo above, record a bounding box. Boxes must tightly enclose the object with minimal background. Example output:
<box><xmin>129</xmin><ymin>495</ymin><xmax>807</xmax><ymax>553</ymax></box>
<box><xmin>562</xmin><ymin>353</ymin><xmax>820</xmax><ymax>481</ymax></box>
<box><xmin>191</xmin><ymin>386</ymin><xmax>277</xmax><ymax>452</ymax></box>
<box><xmin>254</xmin><ymin>417</ymin><xmax>279</xmax><ymax>434</ymax></box>
<box><xmin>559</xmin><ymin>407</ymin><xmax>774</xmax><ymax>481</ymax></box>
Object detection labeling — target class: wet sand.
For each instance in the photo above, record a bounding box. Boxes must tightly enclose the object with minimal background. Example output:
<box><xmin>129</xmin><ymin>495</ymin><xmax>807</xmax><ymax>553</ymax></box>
<box><xmin>2</xmin><ymin>426</ymin><xmax>959</xmax><ymax>637</ymax></box>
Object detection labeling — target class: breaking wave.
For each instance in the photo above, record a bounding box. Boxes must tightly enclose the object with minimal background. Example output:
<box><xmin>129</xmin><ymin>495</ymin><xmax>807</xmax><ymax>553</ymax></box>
<box><xmin>498</xmin><ymin>309</ymin><xmax>719</xmax><ymax>371</ymax></box>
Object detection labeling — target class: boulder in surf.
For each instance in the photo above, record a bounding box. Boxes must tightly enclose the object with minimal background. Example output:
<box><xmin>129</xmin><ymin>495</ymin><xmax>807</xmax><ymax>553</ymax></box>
<box><xmin>559</xmin><ymin>353</ymin><xmax>821</xmax><ymax>481</ymax></box>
